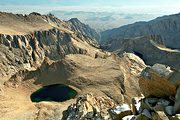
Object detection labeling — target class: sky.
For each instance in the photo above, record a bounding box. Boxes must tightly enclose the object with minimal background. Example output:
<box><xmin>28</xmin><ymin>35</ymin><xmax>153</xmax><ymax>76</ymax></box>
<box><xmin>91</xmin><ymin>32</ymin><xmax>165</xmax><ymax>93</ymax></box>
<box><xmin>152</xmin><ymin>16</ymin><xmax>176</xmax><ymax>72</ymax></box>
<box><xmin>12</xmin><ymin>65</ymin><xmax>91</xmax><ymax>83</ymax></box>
<box><xmin>0</xmin><ymin>0</ymin><xmax>180</xmax><ymax>15</ymax></box>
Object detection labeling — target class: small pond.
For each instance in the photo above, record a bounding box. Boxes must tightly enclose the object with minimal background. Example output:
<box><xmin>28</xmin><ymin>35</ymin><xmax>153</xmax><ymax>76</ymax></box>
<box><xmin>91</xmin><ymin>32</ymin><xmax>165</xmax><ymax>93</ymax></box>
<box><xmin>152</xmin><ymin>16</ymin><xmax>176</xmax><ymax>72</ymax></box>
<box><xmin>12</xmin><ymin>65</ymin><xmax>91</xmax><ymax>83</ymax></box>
<box><xmin>30</xmin><ymin>84</ymin><xmax>77</xmax><ymax>102</ymax></box>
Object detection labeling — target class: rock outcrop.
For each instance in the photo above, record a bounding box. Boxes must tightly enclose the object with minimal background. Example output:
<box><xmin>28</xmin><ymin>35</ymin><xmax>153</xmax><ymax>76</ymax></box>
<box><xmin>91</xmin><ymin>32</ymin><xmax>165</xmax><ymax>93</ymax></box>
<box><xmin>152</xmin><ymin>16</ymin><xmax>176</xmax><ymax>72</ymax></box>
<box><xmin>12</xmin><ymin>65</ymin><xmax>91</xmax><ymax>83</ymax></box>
<box><xmin>139</xmin><ymin>64</ymin><xmax>180</xmax><ymax>98</ymax></box>
<box><xmin>62</xmin><ymin>94</ymin><xmax>135</xmax><ymax>120</ymax></box>
<box><xmin>109</xmin><ymin>104</ymin><xmax>133</xmax><ymax>119</ymax></box>
<box><xmin>175</xmin><ymin>87</ymin><xmax>180</xmax><ymax>114</ymax></box>
<box><xmin>131</xmin><ymin>97</ymin><xmax>177</xmax><ymax>120</ymax></box>
<box><xmin>101</xmin><ymin>13</ymin><xmax>180</xmax><ymax>49</ymax></box>
<box><xmin>62</xmin><ymin>93</ymin><xmax>115</xmax><ymax>120</ymax></box>
<box><xmin>63</xmin><ymin>93</ymin><xmax>180</xmax><ymax>120</ymax></box>
<box><xmin>139</xmin><ymin>64</ymin><xmax>180</xmax><ymax>115</ymax></box>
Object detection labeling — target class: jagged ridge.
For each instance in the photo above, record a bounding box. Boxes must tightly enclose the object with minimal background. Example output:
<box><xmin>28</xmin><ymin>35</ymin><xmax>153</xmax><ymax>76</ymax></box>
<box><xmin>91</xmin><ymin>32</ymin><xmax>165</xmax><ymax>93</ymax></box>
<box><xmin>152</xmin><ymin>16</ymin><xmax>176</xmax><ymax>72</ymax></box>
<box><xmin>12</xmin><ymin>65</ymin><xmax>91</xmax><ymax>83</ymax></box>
<box><xmin>101</xmin><ymin>13</ymin><xmax>180</xmax><ymax>49</ymax></box>
<box><xmin>0</xmin><ymin>12</ymin><xmax>101</xmax><ymax>77</ymax></box>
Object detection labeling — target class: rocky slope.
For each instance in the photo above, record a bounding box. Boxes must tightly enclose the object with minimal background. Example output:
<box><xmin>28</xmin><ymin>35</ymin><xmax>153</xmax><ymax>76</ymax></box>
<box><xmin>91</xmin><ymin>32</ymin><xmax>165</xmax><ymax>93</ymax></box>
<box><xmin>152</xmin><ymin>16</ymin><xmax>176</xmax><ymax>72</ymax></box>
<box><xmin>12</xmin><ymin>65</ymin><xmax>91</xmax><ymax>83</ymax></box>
<box><xmin>6</xmin><ymin>53</ymin><xmax>146</xmax><ymax>103</ymax></box>
<box><xmin>62</xmin><ymin>64</ymin><xmax>180</xmax><ymax>120</ymax></box>
<box><xmin>1</xmin><ymin>53</ymin><xmax>146</xmax><ymax>120</ymax></box>
<box><xmin>0</xmin><ymin>12</ymin><xmax>101</xmax><ymax>78</ymax></box>
<box><xmin>102</xmin><ymin>35</ymin><xmax>180</xmax><ymax>69</ymax></box>
<box><xmin>101</xmin><ymin>13</ymin><xmax>180</xmax><ymax>49</ymax></box>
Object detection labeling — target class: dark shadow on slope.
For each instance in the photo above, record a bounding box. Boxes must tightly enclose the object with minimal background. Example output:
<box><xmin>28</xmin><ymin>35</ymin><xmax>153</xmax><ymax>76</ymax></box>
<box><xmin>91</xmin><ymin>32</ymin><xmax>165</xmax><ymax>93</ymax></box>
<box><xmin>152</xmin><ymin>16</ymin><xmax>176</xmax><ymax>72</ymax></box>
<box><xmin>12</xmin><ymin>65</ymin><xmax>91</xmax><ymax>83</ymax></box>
<box><xmin>133</xmin><ymin>51</ymin><xmax>146</xmax><ymax>63</ymax></box>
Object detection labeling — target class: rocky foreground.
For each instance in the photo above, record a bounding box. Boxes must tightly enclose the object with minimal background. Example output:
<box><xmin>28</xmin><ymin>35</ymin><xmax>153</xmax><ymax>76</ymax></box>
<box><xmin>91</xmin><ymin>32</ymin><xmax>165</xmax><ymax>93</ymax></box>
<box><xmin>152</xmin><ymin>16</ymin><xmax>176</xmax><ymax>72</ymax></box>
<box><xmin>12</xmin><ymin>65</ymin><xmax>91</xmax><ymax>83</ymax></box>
<box><xmin>62</xmin><ymin>64</ymin><xmax>180</xmax><ymax>120</ymax></box>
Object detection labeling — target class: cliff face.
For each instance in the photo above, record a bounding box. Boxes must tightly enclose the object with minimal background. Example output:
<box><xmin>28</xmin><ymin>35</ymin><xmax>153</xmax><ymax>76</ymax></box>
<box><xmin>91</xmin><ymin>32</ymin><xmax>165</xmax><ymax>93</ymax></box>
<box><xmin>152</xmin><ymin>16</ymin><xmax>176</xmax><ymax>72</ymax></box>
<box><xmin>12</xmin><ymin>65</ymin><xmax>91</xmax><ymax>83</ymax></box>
<box><xmin>0</xmin><ymin>12</ymin><xmax>101</xmax><ymax>78</ymax></box>
<box><xmin>68</xmin><ymin>18</ymin><xmax>100</xmax><ymax>42</ymax></box>
<box><xmin>101</xmin><ymin>13</ymin><xmax>180</xmax><ymax>49</ymax></box>
<box><xmin>102</xmin><ymin>35</ymin><xmax>180</xmax><ymax>69</ymax></box>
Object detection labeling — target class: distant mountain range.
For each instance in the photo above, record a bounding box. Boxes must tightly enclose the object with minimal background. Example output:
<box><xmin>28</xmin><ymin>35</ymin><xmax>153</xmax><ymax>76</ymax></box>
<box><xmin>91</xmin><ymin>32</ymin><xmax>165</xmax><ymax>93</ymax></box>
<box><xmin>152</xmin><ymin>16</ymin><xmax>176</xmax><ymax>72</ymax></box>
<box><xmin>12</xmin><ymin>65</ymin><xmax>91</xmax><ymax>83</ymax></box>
<box><xmin>50</xmin><ymin>10</ymin><xmax>158</xmax><ymax>32</ymax></box>
<box><xmin>101</xmin><ymin>13</ymin><xmax>180</xmax><ymax>49</ymax></box>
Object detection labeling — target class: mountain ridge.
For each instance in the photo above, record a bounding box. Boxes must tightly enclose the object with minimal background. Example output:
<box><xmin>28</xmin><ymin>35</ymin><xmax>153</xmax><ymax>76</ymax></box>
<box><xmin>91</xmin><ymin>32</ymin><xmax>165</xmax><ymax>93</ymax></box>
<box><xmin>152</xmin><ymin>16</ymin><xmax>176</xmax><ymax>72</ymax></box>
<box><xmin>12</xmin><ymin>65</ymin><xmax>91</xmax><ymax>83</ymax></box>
<box><xmin>0</xmin><ymin>12</ymin><xmax>102</xmax><ymax>78</ymax></box>
<box><xmin>101</xmin><ymin>35</ymin><xmax>180</xmax><ymax>69</ymax></box>
<box><xmin>101</xmin><ymin>13</ymin><xmax>180</xmax><ymax>49</ymax></box>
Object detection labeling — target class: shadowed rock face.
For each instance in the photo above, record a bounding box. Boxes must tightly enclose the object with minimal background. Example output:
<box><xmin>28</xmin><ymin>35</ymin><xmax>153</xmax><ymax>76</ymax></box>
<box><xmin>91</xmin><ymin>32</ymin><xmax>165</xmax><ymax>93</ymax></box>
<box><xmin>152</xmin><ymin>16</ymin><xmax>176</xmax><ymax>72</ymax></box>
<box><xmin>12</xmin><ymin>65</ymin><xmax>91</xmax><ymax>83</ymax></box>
<box><xmin>0</xmin><ymin>29</ymin><xmax>93</xmax><ymax>77</ymax></box>
<box><xmin>101</xmin><ymin>13</ymin><xmax>180</xmax><ymax>49</ymax></box>
<box><xmin>0</xmin><ymin>12</ymin><xmax>101</xmax><ymax>78</ymax></box>
<box><xmin>102</xmin><ymin>35</ymin><xmax>180</xmax><ymax>69</ymax></box>
<box><xmin>100</xmin><ymin>13</ymin><xmax>180</xmax><ymax>70</ymax></box>
<box><xmin>68</xmin><ymin>18</ymin><xmax>100</xmax><ymax>41</ymax></box>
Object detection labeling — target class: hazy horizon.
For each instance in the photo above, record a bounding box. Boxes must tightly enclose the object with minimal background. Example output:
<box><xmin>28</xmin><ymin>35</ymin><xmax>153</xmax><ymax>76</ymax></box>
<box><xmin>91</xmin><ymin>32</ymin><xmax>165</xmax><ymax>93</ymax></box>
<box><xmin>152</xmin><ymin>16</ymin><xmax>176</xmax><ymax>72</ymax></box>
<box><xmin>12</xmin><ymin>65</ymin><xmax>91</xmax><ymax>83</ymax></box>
<box><xmin>0</xmin><ymin>0</ymin><xmax>180</xmax><ymax>31</ymax></box>
<box><xmin>0</xmin><ymin>0</ymin><xmax>179</xmax><ymax>15</ymax></box>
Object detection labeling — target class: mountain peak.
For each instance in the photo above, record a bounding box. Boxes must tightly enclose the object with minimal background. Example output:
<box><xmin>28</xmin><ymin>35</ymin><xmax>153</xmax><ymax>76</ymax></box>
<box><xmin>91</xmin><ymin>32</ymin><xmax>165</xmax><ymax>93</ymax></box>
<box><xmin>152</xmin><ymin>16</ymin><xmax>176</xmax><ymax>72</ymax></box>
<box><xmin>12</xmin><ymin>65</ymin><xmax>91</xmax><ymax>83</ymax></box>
<box><xmin>29</xmin><ymin>12</ymin><xmax>41</xmax><ymax>16</ymax></box>
<box><xmin>68</xmin><ymin>17</ymin><xmax>100</xmax><ymax>41</ymax></box>
<box><xmin>69</xmin><ymin>18</ymin><xmax>81</xmax><ymax>23</ymax></box>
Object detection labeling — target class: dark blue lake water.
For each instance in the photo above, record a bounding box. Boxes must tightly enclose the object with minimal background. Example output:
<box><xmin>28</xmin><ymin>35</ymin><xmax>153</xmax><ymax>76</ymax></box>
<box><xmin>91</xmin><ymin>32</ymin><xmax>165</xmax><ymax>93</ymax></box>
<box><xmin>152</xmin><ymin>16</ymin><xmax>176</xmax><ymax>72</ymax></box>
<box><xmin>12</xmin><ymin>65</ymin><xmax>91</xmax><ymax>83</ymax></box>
<box><xmin>30</xmin><ymin>84</ymin><xmax>77</xmax><ymax>102</ymax></box>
